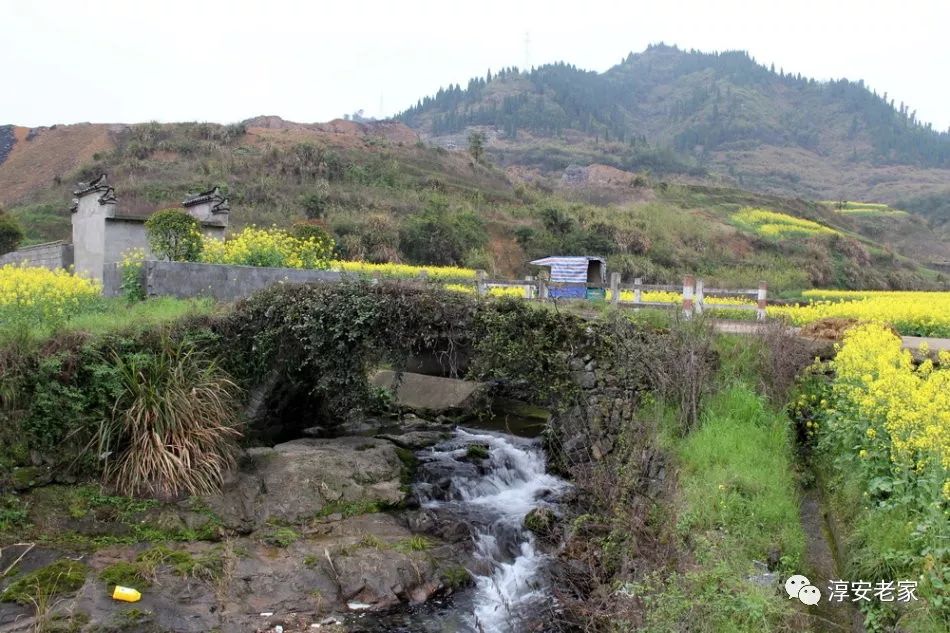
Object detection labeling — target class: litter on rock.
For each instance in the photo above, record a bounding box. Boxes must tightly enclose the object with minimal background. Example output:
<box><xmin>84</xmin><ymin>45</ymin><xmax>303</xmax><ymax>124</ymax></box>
<box><xmin>111</xmin><ymin>585</ymin><xmax>141</xmax><ymax>602</ymax></box>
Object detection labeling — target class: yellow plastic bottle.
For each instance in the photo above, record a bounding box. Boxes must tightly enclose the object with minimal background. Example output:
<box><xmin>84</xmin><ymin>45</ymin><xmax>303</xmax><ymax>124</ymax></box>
<box><xmin>112</xmin><ymin>586</ymin><xmax>142</xmax><ymax>602</ymax></box>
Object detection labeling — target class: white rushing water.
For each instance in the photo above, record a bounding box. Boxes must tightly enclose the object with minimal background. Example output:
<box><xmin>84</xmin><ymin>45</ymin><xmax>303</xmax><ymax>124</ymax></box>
<box><xmin>415</xmin><ymin>428</ymin><xmax>570</xmax><ymax>632</ymax></box>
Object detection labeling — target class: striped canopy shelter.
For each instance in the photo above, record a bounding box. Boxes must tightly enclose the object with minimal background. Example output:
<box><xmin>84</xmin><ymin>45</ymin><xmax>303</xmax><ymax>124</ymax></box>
<box><xmin>529</xmin><ymin>256</ymin><xmax>606</xmax><ymax>299</ymax></box>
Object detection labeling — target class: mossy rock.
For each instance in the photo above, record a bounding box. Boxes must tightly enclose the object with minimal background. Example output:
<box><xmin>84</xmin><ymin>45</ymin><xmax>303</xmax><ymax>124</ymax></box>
<box><xmin>440</xmin><ymin>564</ymin><xmax>472</xmax><ymax>590</ymax></box>
<box><xmin>1</xmin><ymin>559</ymin><xmax>88</xmax><ymax>604</ymax></box>
<box><xmin>100</xmin><ymin>561</ymin><xmax>152</xmax><ymax>589</ymax></box>
<box><xmin>523</xmin><ymin>507</ymin><xmax>557</xmax><ymax>539</ymax></box>
<box><xmin>264</xmin><ymin>526</ymin><xmax>299</xmax><ymax>547</ymax></box>
<box><xmin>465</xmin><ymin>444</ymin><xmax>490</xmax><ymax>461</ymax></box>
<box><xmin>7</xmin><ymin>465</ymin><xmax>53</xmax><ymax>491</ymax></box>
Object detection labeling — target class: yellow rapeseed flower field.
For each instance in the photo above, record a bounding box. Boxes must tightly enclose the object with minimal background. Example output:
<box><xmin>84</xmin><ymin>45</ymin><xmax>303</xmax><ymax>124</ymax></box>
<box><xmin>732</xmin><ymin>207</ymin><xmax>837</xmax><ymax>237</ymax></box>
<box><xmin>607</xmin><ymin>289</ymin><xmax>754</xmax><ymax>308</ymax></box>
<box><xmin>201</xmin><ymin>226</ymin><xmax>334</xmax><ymax>269</ymax></box>
<box><xmin>770</xmin><ymin>290</ymin><xmax>950</xmax><ymax>337</ymax></box>
<box><xmin>0</xmin><ymin>264</ymin><xmax>101</xmax><ymax>329</ymax></box>
<box><xmin>444</xmin><ymin>282</ymin><xmax>528</xmax><ymax>297</ymax></box>
<box><xmin>831</xmin><ymin>323</ymin><xmax>950</xmax><ymax>497</ymax></box>
<box><xmin>335</xmin><ymin>261</ymin><xmax>477</xmax><ymax>281</ymax></box>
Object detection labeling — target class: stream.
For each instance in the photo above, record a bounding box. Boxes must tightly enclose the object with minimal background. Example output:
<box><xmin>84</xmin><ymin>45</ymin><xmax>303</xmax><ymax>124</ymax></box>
<box><xmin>347</xmin><ymin>427</ymin><xmax>569</xmax><ymax>632</ymax></box>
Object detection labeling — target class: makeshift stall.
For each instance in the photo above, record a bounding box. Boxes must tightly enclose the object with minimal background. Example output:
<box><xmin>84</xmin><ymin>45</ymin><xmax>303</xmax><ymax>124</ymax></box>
<box><xmin>529</xmin><ymin>256</ymin><xmax>606</xmax><ymax>300</ymax></box>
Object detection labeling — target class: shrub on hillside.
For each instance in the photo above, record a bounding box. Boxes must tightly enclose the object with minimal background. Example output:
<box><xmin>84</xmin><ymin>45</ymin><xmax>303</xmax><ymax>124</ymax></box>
<box><xmin>0</xmin><ymin>212</ymin><xmax>24</xmax><ymax>255</ymax></box>
<box><xmin>330</xmin><ymin>215</ymin><xmax>400</xmax><ymax>263</ymax></box>
<box><xmin>300</xmin><ymin>184</ymin><xmax>330</xmax><ymax>219</ymax></box>
<box><xmin>145</xmin><ymin>210</ymin><xmax>203</xmax><ymax>262</ymax></box>
<box><xmin>400</xmin><ymin>207</ymin><xmax>487</xmax><ymax>266</ymax></box>
<box><xmin>463</xmin><ymin>247</ymin><xmax>496</xmax><ymax>275</ymax></box>
<box><xmin>539</xmin><ymin>205</ymin><xmax>577</xmax><ymax>236</ymax></box>
<box><xmin>291</xmin><ymin>221</ymin><xmax>332</xmax><ymax>244</ymax></box>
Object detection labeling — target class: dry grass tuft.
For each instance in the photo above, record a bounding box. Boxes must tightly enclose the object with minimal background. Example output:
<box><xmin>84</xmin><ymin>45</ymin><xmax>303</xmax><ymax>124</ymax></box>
<box><xmin>96</xmin><ymin>338</ymin><xmax>242</xmax><ymax>499</ymax></box>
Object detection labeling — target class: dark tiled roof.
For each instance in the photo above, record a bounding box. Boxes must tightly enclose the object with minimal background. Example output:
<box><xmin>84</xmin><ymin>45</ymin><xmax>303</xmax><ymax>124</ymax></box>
<box><xmin>183</xmin><ymin>187</ymin><xmax>221</xmax><ymax>206</ymax></box>
<box><xmin>71</xmin><ymin>174</ymin><xmax>116</xmax><ymax>212</ymax></box>
<box><xmin>73</xmin><ymin>173</ymin><xmax>109</xmax><ymax>196</ymax></box>
<box><xmin>183</xmin><ymin>187</ymin><xmax>230</xmax><ymax>214</ymax></box>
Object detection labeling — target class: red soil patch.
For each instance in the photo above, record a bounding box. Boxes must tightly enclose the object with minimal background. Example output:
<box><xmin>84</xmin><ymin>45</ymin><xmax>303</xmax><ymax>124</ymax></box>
<box><xmin>0</xmin><ymin>124</ymin><xmax>117</xmax><ymax>205</ymax></box>
<box><xmin>486</xmin><ymin>222</ymin><xmax>527</xmax><ymax>277</ymax></box>
<box><xmin>243</xmin><ymin>116</ymin><xmax>418</xmax><ymax>151</ymax></box>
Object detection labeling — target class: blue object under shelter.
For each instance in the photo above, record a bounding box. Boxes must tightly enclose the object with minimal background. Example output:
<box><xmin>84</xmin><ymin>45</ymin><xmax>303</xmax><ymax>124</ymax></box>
<box><xmin>529</xmin><ymin>256</ymin><xmax>607</xmax><ymax>299</ymax></box>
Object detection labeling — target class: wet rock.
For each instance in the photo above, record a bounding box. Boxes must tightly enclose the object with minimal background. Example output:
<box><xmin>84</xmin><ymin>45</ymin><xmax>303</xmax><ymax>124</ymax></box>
<box><xmin>204</xmin><ymin>437</ymin><xmax>406</xmax><ymax>531</ymax></box>
<box><xmin>375</xmin><ymin>419</ymin><xmax>452</xmax><ymax>450</ymax></box>
<box><xmin>747</xmin><ymin>569</ymin><xmax>779</xmax><ymax>588</ymax></box>
<box><xmin>404</xmin><ymin>509</ymin><xmax>472</xmax><ymax>543</ymax></box>
<box><xmin>523</xmin><ymin>507</ymin><xmax>558</xmax><ymax>541</ymax></box>
<box><xmin>572</xmin><ymin>371</ymin><xmax>597</xmax><ymax>389</ymax></box>
<box><xmin>376</xmin><ymin>430</ymin><xmax>449</xmax><ymax>450</ymax></box>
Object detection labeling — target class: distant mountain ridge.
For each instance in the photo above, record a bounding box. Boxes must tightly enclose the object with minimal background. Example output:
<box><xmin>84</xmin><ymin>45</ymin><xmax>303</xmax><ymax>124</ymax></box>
<box><xmin>398</xmin><ymin>44</ymin><xmax>950</xmax><ymax>203</ymax></box>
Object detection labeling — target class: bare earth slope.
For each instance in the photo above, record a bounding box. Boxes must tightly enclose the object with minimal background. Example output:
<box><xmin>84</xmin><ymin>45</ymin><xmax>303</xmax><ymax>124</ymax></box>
<box><xmin>0</xmin><ymin>124</ymin><xmax>117</xmax><ymax>206</ymax></box>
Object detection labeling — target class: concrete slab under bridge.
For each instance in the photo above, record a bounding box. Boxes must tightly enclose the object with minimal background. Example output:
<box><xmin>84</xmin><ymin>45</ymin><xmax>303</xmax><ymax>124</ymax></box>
<box><xmin>370</xmin><ymin>370</ymin><xmax>487</xmax><ymax>415</ymax></box>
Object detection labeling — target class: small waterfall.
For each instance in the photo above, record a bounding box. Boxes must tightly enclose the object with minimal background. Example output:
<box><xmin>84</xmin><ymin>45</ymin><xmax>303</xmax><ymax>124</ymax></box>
<box><xmin>415</xmin><ymin>428</ymin><xmax>570</xmax><ymax>632</ymax></box>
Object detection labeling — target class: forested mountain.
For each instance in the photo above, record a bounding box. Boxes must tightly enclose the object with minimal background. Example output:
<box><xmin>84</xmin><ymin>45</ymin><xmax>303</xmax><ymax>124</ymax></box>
<box><xmin>401</xmin><ymin>44</ymin><xmax>950</xmax><ymax>166</ymax></box>
<box><xmin>399</xmin><ymin>44</ymin><xmax>950</xmax><ymax>203</ymax></box>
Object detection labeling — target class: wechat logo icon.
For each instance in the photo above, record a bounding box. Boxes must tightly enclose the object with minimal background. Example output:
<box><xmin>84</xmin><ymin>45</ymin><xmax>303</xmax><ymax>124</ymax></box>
<box><xmin>785</xmin><ymin>574</ymin><xmax>821</xmax><ymax>605</ymax></box>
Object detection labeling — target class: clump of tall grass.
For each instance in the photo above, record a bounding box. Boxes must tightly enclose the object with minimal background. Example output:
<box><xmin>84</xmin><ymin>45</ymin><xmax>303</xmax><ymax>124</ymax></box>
<box><xmin>96</xmin><ymin>338</ymin><xmax>242</xmax><ymax>499</ymax></box>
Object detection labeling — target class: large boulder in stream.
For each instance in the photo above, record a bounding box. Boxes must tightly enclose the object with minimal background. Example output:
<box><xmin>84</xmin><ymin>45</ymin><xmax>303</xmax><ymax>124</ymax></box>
<box><xmin>374</xmin><ymin>415</ymin><xmax>454</xmax><ymax>450</ymax></box>
<box><xmin>204</xmin><ymin>437</ymin><xmax>407</xmax><ymax>532</ymax></box>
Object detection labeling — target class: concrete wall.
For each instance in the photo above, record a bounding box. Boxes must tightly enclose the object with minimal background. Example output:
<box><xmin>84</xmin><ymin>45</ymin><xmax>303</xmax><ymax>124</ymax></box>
<box><xmin>0</xmin><ymin>241</ymin><xmax>73</xmax><ymax>270</ymax></box>
<box><xmin>104</xmin><ymin>260</ymin><xmax>343</xmax><ymax>301</ymax></box>
<box><xmin>71</xmin><ymin>193</ymin><xmax>111</xmax><ymax>281</ymax></box>
<box><xmin>102</xmin><ymin>220</ymin><xmax>225</xmax><ymax>274</ymax></box>
<box><xmin>103</xmin><ymin>220</ymin><xmax>152</xmax><ymax>268</ymax></box>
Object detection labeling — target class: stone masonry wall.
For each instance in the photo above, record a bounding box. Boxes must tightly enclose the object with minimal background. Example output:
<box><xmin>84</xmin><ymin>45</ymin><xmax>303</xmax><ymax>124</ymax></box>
<box><xmin>0</xmin><ymin>241</ymin><xmax>72</xmax><ymax>270</ymax></box>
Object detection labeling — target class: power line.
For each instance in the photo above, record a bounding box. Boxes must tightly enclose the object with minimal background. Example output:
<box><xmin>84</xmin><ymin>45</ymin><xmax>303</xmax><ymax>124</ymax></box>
<box><xmin>524</xmin><ymin>31</ymin><xmax>531</xmax><ymax>71</ymax></box>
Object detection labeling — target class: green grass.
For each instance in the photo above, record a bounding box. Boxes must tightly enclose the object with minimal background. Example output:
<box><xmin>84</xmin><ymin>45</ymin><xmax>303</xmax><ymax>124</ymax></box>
<box><xmin>441</xmin><ymin>565</ymin><xmax>471</xmax><ymax>589</ymax></box>
<box><xmin>675</xmin><ymin>383</ymin><xmax>804</xmax><ymax>565</ymax></box>
<box><xmin>636</xmin><ymin>343</ymin><xmax>806</xmax><ymax>632</ymax></box>
<box><xmin>99</xmin><ymin>545</ymin><xmax>227</xmax><ymax>589</ymax></box>
<box><xmin>314</xmin><ymin>498</ymin><xmax>387</xmax><ymax>519</ymax></box>
<box><xmin>4</xmin><ymin>297</ymin><xmax>216</xmax><ymax>345</ymax></box>
<box><xmin>394</xmin><ymin>535</ymin><xmax>432</xmax><ymax>553</ymax></box>
<box><xmin>1</xmin><ymin>559</ymin><xmax>88</xmax><ymax>605</ymax></box>
<box><xmin>51</xmin><ymin>297</ymin><xmax>215</xmax><ymax>338</ymax></box>
<box><xmin>3</xmin><ymin>485</ymin><xmax>223</xmax><ymax>551</ymax></box>
<box><xmin>264</xmin><ymin>526</ymin><xmax>299</xmax><ymax>548</ymax></box>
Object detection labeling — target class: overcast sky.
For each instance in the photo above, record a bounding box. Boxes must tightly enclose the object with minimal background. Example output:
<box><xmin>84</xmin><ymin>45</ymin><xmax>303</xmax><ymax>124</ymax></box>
<box><xmin>3</xmin><ymin>0</ymin><xmax>948</xmax><ymax>130</ymax></box>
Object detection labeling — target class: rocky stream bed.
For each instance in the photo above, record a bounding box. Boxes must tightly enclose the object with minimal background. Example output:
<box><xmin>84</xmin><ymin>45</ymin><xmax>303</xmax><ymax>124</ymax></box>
<box><xmin>0</xmin><ymin>406</ymin><xmax>568</xmax><ymax>633</ymax></box>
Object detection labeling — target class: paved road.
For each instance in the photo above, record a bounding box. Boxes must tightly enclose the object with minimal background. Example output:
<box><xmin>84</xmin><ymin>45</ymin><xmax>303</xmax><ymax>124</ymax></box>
<box><xmin>563</xmin><ymin>307</ymin><xmax>950</xmax><ymax>353</ymax></box>
<box><xmin>895</xmin><ymin>335</ymin><xmax>950</xmax><ymax>352</ymax></box>
<box><xmin>711</xmin><ymin>320</ymin><xmax>950</xmax><ymax>352</ymax></box>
